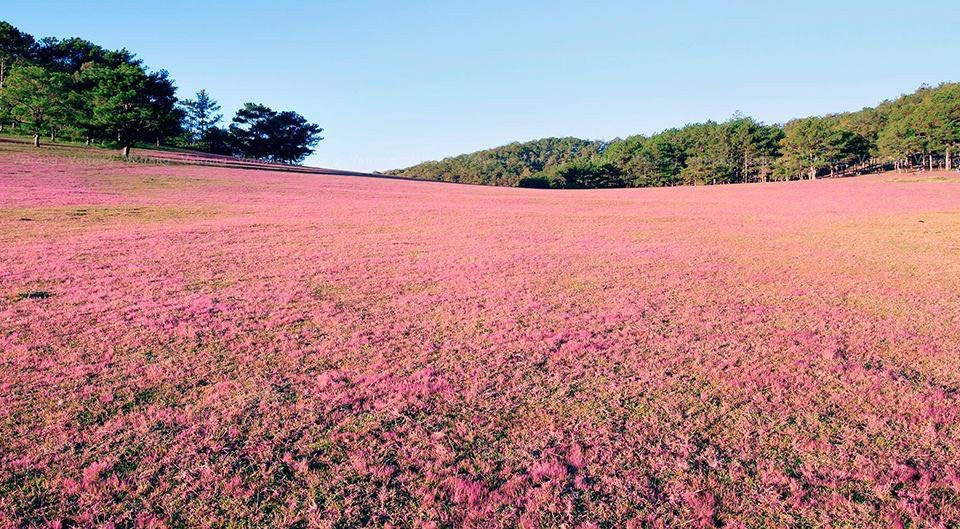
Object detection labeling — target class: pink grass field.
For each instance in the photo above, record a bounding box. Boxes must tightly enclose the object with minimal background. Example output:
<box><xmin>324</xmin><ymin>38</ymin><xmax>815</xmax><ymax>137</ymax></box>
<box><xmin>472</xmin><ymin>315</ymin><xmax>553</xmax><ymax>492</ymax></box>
<box><xmin>3</xmin><ymin>144</ymin><xmax>960</xmax><ymax>528</ymax></box>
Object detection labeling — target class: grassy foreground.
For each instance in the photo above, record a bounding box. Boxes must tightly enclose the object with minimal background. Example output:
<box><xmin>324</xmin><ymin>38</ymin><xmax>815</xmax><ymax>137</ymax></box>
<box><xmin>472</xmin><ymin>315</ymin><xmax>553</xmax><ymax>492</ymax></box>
<box><xmin>2</xmin><ymin>142</ymin><xmax>960</xmax><ymax>527</ymax></box>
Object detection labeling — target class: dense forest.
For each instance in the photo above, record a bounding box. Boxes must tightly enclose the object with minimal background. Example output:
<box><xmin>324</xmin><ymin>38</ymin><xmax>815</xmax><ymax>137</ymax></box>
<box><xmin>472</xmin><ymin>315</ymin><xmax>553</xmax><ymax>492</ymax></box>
<box><xmin>389</xmin><ymin>83</ymin><xmax>960</xmax><ymax>188</ymax></box>
<box><xmin>382</xmin><ymin>138</ymin><xmax>605</xmax><ymax>186</ymax></box>
<box><xmin>0</xmin><ymin>21</ymin><xmax>322</xmax><ymax>163</ymax></box>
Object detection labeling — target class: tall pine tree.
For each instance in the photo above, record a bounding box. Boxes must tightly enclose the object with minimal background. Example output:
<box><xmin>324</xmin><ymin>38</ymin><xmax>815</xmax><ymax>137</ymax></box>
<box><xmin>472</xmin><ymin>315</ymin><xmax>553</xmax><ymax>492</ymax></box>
<box><xmin>179</xmin><ymin>89</ymin><xmax>222</xmax><ymax>145</ymax></box>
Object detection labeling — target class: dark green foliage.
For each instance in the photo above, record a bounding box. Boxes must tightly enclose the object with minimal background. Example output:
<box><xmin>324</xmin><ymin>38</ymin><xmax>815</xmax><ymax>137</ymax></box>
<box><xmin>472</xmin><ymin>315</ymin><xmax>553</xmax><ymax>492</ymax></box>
<box><xmin>538</xmin><ymin>159</ymin><xmax>625</xmax><ymax>189</ymax></box>
<box><xmin>199</xmin><ymin>126</ymin><xmax>237</xmax><ymax>156</ymax></box>
<box><xmin>393</xmin><ymin>83</ymin><xmax>960</xmax><ymax>188</ymax></box>
<box><xmin>516</xmin><ymin>175</ymin><xmax>553</xmax><ymax>188</ymax></box>
<box><xmin>179</xmin><ymin>89</ymin><xmax>222</xmax><ymax>146</ymax></box>
<box><xmin>590</xmin><ymin>117</ymin><xmax>784</xmax><ymax>185</ymax></box>
<box><xmin>838</xmin><ymin>83</ymin><xmax>960</xmax><ymax>171</ymax></box>
<box><xmin>0</xmin><ymin>22</ymin><xmax>34</xmax><ymax>134</ymax></box>
<box><xmin>776</xmin><ymin>117</ymin><xmax>844</xmax><ymax>179</ymax></box>
<box><xmin>604</xmin><ymin>133</ymin><xmax>685</xmax><ymax>187</ymax></box>
<box><xmin>228</xmin><ymin>103</ymin><xmax>324</xmax><ymax>164</ymax></box>
<box><xmin>387</xmin><ymin>137</ymin><xmax>605</xmax><ymax>186</ymax></box>
<box><xmin>0</xmin><ymin>22</ymin><xmax>177</xmax><ymax>151</ymax></box>
<box><xmin>81</xmin><ymin>63</ymin><xmax>155</xmax><ymax>150</ymax></box>
<box><xmin>725</xmin><ymin>116</ymin><xmax>785</xmax><ymax>183</ymax></box>
<box><xmin>0</xmin><ymin>21</ymin><xmax>35</xmax><ymax>89</ymax></box>
<box><xmin>0</xmin><ymin>20</ymin><xmax>322</xmax><ymax>162</ymax></box>
<box><xmin>0</xmin><ymin>65</ymin><xmax>70</xmax><ymax>144</ymax></box>
<box><xmin>393</xmin><ymin>119</ymin><xmax>787</xmax><ymax>188</ymax></box>
<box><xmin>34</xmin><ymin>36</ymin><xmax>139</xmax><ymax>73</ymax></box>
<box><xmin>142</xmin><ymin>70</ymin><xmax>184</xmax><ymax>146</ymax></box>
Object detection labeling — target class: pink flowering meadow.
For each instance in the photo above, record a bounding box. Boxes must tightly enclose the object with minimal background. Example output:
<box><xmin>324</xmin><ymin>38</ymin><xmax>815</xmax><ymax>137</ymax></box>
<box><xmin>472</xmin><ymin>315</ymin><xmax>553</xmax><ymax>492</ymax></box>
<box><xmin>3</xmin><ymin>145</ymin><xmax>960</xmax><ymax>528</ymax></box>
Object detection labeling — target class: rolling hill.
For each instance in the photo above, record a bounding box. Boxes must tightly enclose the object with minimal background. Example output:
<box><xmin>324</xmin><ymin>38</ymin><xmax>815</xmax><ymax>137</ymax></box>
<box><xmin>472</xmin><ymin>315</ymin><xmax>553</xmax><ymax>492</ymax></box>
<box><xmin>3</xmin><ymin>140</ymin><xmax>960</xmax><ymax>526</ymax></box>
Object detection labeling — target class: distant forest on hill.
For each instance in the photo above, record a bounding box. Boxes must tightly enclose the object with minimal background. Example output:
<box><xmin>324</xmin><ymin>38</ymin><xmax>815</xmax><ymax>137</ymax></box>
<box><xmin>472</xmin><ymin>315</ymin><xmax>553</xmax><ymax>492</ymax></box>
<box><xmin>384</xmin><ymin>138</ymin><xmax>606</xmax><ymax>187</ymax></box>
<box><xmin>0</xmin><ymin>21</ymin><xmax>322</xmax><ymax>163</ymax></box>
<box><xmin>388</xmin><ymin>83</ymin><xmax>960</xmax><ymax>188</ymax></box>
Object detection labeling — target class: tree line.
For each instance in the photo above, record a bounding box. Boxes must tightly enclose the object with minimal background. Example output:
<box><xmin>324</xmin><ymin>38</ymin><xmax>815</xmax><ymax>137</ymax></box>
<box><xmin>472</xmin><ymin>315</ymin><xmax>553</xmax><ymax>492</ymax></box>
<box><xmin>389</xmin><ymin>83</ymin><xmax>960</xmax><ymax>188</ymax></box>
<box><xmin>0</xmin><ymin>21</ymin><xmax>323</xmax><ymax>164</ymax></box>
<box><xmin>383</xmin><ymin>137</ymin><xmax>606</xmax><ymax>186</ymax></box>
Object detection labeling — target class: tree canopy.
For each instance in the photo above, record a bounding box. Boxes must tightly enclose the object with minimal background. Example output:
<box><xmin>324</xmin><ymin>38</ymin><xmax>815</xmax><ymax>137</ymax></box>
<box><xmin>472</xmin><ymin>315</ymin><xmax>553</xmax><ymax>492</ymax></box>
<box><xmin>386</xmin><ymin>137</ymin><xmax>605</xmax><ymax>186</ymax></box>
<box><xmin>1</xmin><ymin>65</ymin><xmax>69</xmax><ymax>145</ymax></box>
<box><xmin>228</xmin><ymin>103</ymin><xmax>324</xmax><ymax>164</ymax></box>
<box><xmin>0</xmin><ymin>20</ymin><xmax>323</xmax><ymax>163</ymax></box>
<box><xmin>390</xmin><ymin>83</ymin><xmax>960</xmax><ymax>188</ymax></box>
<box><xmin>180</xmin><ymin>89</ymin><xmax>222</xmax><ymax>147</ymax></box>
<box><xmin>0</xmin><ymin>21</ymin><xmax>35</xmax><ymax>89</ymax></box>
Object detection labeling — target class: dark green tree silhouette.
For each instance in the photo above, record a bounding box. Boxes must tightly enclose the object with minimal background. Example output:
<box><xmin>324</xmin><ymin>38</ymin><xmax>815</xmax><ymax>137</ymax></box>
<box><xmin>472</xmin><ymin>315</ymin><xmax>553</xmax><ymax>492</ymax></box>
<box><xmin>229</xmin><ymin>103</ymin><xmax>323</xmax><ymax>164</ymax></box>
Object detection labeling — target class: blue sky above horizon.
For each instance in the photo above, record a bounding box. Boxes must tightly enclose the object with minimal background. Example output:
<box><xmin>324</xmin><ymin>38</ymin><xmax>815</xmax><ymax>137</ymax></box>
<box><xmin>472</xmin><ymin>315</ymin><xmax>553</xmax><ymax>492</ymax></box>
<box><xmin>7</xmin><ymin>1</ymin><xmax>960</xmax><ymax>171</ymax></box>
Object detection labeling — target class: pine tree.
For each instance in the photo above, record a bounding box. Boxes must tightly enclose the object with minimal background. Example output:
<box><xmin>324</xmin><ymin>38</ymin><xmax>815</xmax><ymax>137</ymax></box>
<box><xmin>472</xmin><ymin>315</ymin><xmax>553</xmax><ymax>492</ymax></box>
<box><xmin>1</xmin><ymin>65</ymin><xmax>70</xmax><ymax>147</ymax></box>
<box><xmin>229</xmin><ymin>103</ymin><xmax>323</xmax><ymax>164</ymax></box>
<box><xmin>179</xmin><ymin>89</ymin><xmax>222</xmax><ymax>145</ymax></box>
<box><xmin>83</xmin><ymin>63</ymin><xmax>153</xmax><ymax>157</ymax></box>
<box><xmin>776</xmin><ymin>118</ymin><xmax>843</xmax><ymax>180</ymax></box>
<box><xmin>919</xmin><ymin>84</ymin><xmax>960</xmax><ymax>170</ymax></box>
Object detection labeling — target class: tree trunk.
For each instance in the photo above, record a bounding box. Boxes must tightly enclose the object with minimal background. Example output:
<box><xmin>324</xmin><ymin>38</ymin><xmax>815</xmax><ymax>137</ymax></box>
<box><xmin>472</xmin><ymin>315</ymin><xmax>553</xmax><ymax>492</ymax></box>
<box><xmin>121</xmin><ymin>145</ymin><xmax>131</xmax><ymax>159</ymax></box>
<box><xmin>85</xmin><ymin>137</ymin><xmax>91</xmax><ymax>146</ymax></box>
<box><xmin>155</xmin><ymin>137</ymin><xmax>161</xmax><ymax>148</ymax></box>
<box><xmin>947</xmin><ymin>147</ymin><xmax>952</xmax><ymax>171</ymax></box>
<box><xmin>33</xmin><ymin>134</ymin><xmax>40</xmax><ymax>147</ymax></box>
<box><xmin>808</xmin><ymin>166</ymin><xmax>817</xmax><ymax>180</ymax></box>
<box><xmin>929</xmin><ymin>154</ymin><xmax>934</xmax><ymax>171</ymax></box>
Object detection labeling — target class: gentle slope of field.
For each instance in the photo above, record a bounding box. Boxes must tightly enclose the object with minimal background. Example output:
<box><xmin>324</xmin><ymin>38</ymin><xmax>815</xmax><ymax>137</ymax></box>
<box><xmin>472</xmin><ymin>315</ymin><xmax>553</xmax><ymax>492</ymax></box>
<box><xmin>2</xmin><ymin>144</ymin><xmax>960</xmax><ymax>527</ymax></box>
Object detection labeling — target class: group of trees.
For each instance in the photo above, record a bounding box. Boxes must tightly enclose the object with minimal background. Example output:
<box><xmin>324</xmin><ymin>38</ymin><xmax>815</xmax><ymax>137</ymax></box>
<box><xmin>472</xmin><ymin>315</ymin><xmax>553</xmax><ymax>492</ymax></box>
<box><xmin>0</xmin><ymin>21</ymin><xmax>323</xmax><ymax>164</ymax></box>
<box><xmin>0</xmin><ymin>23</ymin><xmax>178</xmax><ymax>156</ymax></box>
<box><xmin>530</xmin><ymin>116</ymin><xmax>789</xmax><ymax>189</ymax></box>
<box><xmin>384</xmin><ymin>137</ymin><xmax>605</xmax><ymax>186</ymax></box>
<box><xmin>178</xmin><ymin>94</ymin><xmax>323</xmax><ymax>163</ymax></box>
<box><xmin>391</xmin><ymin>83</ymin><xmax>960</xmax><ymax>188</ymax></box>
<box><xmin>873</xmin><ymin>84</ymin><xmax>960</xmax><ymax>171</ymax></box>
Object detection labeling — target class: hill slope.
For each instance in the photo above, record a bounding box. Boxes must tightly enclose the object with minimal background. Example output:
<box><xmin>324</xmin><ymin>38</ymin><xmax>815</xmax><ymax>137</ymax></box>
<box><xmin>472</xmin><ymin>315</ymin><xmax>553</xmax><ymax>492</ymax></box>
<box><xmin>4</xmin><ymin>145</ymin><xmax>960</xmax><ymax>527</ymax></box>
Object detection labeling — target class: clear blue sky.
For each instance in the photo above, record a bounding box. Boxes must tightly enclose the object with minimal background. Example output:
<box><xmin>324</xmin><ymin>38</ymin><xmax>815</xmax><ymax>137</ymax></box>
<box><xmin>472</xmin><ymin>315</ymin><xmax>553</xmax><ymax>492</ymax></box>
<box><xmin>6</xmin><ymin>1</ymin><xmax>960</xmax><ymax>171</ymax></box>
